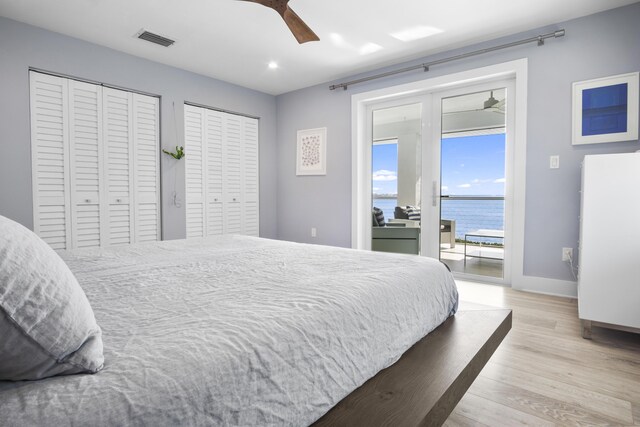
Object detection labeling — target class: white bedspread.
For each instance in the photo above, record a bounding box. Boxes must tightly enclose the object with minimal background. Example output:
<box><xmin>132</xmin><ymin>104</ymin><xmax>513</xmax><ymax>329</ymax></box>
<box><xmin>0</xmin><ymin>236</ymin><xmax>458</xmax><ymax>426</ymax></box>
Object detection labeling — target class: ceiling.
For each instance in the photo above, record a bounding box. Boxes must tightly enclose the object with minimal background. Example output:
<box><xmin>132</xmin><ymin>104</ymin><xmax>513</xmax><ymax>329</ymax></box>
<box><xmin>0</xmin><ymin>0</ymin><xmax>637</xmax><ymax>95</ymax></box>
<box><xmin>372</xmin><ymin>88</ymin><xmax>506</xmax><ymax>126</ymax></box>
<box><xmin>442</xmin><ymin>89</ymin><xmax>506</xmax><ymax>114</ymax></box>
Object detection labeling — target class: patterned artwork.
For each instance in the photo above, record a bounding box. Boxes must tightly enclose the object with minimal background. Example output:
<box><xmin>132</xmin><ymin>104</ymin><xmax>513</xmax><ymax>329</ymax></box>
<box><xmin>297</xmin><ymin>128</ymin><xmax>326</xmax><ymax>175</ymax></box>
<box><xmin>300</xmin><ymin>134</ymin><xmax>321</xmax><ymax>167</ymax></box>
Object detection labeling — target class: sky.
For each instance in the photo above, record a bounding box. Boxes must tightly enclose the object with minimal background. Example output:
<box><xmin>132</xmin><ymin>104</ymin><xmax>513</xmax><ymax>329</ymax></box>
<box><xmin>372</xmin><ymin>133</ymin><xmax>505</xmax><ymax>196</ymax></box>
<box><xmin>371</xmin><ymin>142</ymin><xmax>398</xmax><ymax>195</ymax></box>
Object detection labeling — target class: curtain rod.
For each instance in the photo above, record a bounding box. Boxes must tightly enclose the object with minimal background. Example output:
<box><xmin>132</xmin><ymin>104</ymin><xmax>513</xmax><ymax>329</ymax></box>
<box><xmin>329</xmin><ymin>29</ymin><xmax>565</xmax><ymax>91</ymax></box>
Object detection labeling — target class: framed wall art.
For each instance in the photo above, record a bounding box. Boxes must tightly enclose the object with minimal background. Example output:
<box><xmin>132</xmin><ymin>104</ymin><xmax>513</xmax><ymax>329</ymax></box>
<box><xmin>572</xmin><ymin>72</ymin><xmax>639</xmax><ymax>145</ymax></box>
<box><xmin>296</xmin><ymin>127</ymin><xmax>327</xmax><ymax>176</ymax></box>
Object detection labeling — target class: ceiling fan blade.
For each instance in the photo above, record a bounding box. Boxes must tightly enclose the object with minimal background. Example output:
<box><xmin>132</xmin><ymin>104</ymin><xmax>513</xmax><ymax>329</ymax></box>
<box><xmin>492</xmin><ymin>98</ymin><xmax>506</xmax><ymax>110</ymax></box>
<box><xmin>238</xmin><ymin>0</ymin><xmax>319</xmax><ymax>44</ymax></box>
<box><xmin>283</xmin><ymin>6</ymin><xmax>319</xmax><ymax>44</ymax></box>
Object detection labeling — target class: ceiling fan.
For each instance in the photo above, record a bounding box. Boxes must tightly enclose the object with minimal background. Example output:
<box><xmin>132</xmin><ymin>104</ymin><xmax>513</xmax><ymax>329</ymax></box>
<box><xmin>483</xmin><ymin>91</ymin><xmax>506</xmax><ymax>113</ymax></box>
<box><xmin>239</xmin><ymin>0</ymin><xmax>319</xmax><ymax>44</ymax></box>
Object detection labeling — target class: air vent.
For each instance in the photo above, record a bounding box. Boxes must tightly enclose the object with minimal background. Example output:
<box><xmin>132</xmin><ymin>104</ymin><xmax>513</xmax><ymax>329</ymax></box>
<box><xmin>137</xmin><ymin>30</ymin><xmax>175</xmax><ymax>47</ymax></box>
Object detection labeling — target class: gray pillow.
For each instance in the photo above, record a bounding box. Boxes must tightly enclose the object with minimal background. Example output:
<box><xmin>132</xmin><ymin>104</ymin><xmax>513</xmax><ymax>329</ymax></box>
<box><xmin>0</xmin><ymin>215</ymin><xmax>104</xmax><ymax>381</ymax></box>
<box><xmin>372</xmin><ymin>207</ymin><xmax>385</xmax><ymax>227</ymax></box>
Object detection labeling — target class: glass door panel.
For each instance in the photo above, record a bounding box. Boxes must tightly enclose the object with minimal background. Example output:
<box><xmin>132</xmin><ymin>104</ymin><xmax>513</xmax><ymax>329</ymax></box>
<box><xmin>371</xmin><ymin>102</ymin><xmax>423</xmax><ymax>255</ymax></box>
<box><xmin>438</xmin><ymin>89</ymin><xmax>507</xmax><ymax>279</ymax></box>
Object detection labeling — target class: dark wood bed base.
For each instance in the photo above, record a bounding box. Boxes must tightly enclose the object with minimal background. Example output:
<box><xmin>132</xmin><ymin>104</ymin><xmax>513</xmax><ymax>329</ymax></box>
<box><xmin>313</xmin><ymin>308</ymin><xmax>512</xmax><ymax>427</ymax></box>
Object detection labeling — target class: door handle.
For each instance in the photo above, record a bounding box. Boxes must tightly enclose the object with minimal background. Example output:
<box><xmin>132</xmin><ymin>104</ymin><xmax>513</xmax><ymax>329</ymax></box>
<box><xmin>432</xmin><ymin>181</ymin><xmax>438</xmax><ymax>207</ymax></box>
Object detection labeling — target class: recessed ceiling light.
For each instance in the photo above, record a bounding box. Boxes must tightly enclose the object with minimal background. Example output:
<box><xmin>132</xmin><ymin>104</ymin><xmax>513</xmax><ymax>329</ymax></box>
<box><xmin>390</xmin><ymin>26</ymin><xmax>443</xmax><ymax>42</ymax></box>
<box><xmin>268</xmin><ymin>61</ymin><xmax>278</xmax><ymax>69</ymax></box>
<box><xmin>359</xmin><ymin>43</ymin><xmax>383</xmax><ymax>55</ymax></box>
<box><xmin>329</xmin><ymin>33</ymin><xmax>345</xmax><ymax>46</ymax></box>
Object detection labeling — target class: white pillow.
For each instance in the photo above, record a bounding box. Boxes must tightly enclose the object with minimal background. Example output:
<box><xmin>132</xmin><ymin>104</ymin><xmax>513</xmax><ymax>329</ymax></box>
<box><xmin>0</xmin><ymin>215</ymin><xmax>104</xmax><ymax>381</ymax></box>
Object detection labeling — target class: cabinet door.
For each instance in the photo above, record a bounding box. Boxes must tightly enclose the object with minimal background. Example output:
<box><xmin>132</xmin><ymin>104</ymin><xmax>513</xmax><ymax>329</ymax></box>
<box><xmin>132</xmin><ymin>94</ymin><xmax>160</xmax><ymax>243</ymax></box>
<box><xmin>103</xmin><ymin>88</ymin><xmax>133</xmax><ymax>246</ymax></box>
<box><xmin>223</xmin><ymin>114</ymin><xmax>243</xmax><ymax>234</ymax></box>
<box><xmin>68</xmin><ymin>80</ymin><xmax>103</xmax><ymax>249</ymax></box>
<box><xmin>185</xmin><ymin>104</ymin><xmax>206</xmax><ymax>238</ymax></box>
<box><xmin>206</xmin><ymin>110</ymin><xmax>224</xmax><ymax>236</ymax></box>
<box><xmin>579</xmin><ymin>154</ymin><xmax>640</xmax><ymax>328</ymax></box>
<box><xmin>30</xmin><ymin>72</ymin><xmax>71</xmax><ymax>250</ymax></box>
<box><xmin>242</xmin><ymin>117</ymin><xmax>259</xmax><ymax>236</ymax></box>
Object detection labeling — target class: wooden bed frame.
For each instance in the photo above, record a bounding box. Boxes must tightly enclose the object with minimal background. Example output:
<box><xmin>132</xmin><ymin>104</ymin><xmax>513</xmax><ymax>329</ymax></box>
<box><xmin>313</xmin><ymin>308</ymin><xmax>512</xmax><ymax>427</ymax></box>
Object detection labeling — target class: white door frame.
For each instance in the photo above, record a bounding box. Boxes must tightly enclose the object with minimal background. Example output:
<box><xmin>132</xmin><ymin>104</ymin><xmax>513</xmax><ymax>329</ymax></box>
<box><xmin>352</xmin><ymin>58</ymin><xmax>528</xmax><ymax>287</ymax></box>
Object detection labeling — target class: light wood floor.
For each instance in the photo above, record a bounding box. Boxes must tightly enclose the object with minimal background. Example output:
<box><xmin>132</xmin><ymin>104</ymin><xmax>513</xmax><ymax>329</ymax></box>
<box><xmin>445</xmin><ymin>281</ymin><xmax>640</xmax><ymax>427</ymax></box>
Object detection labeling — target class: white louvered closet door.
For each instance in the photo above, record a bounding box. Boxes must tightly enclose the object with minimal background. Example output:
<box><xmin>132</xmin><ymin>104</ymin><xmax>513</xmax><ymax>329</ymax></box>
<box><xmin>31</xmin><ymin>71</ymin><xmax>160</xmax><ymax>249</ymax></box>
<box><xmin>223</xmin><ymin>113</ymin><xmax>243</xmax><ymax>234</ymax></box>
<box><xmin>30</xmin><ymin>73</ymin><xmax>71</xmax><ymax>250</ymax></box>
<box><xmin>68</xmin><ymin>80</ymin><xmax>104</xmax><ymax>249</ymax></box>
<box><xmin>185</xmin><ymin>105</ymin><xmax>206</xmax><ymax>238</ymax></box>
<box><xmin>184</xmin><ymin>104</ymin><xmax>259</xmax><ymax>238</ymax></box>
<box><xmin>242</xmin><ymin>117</ymin><xmax>259</xmax><ymax>237</ymax></box>
<box><xmin>132</xmin><ymin>94</ymin><xmax>160</xmax><ymax>243</ymax></box>
<box><xmin>103</xmin><ymin>88</ymin><xmax>133</xmax><ymax>246</ymax></box>
<box><xmin>205</xmin><ymin>110</ymin><xmax>224</xmax><ymax>236</ymax></box>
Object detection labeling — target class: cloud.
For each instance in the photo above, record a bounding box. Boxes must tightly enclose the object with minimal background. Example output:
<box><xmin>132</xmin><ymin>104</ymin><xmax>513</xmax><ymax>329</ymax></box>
<box><xmin>472</xmin><ymin>178</ymin><xmax>494</xmax><ymax>184</ymax></box>
<box><xmin>372</xmin><ymin>170</ymin><xmax>397</xmax><ymax>181</ymax></box>
<box><xmin>493</xmin><ymin>178</ymin><xmax>506</xmax><ymax>183</ymax></box>
<box><xmin>458</xmin><ymin>183</ymin><xmax>471</xmax><ymax>188</ymax></box>
<box><xmin>441</xmin><ymin>186</ymin><xmax>449</xmax><ymax>191</ymax></box>
<box><xmin>372</xmin><ymin>187</ymin><xmax>380</xmax><ymax>192</ymax></box>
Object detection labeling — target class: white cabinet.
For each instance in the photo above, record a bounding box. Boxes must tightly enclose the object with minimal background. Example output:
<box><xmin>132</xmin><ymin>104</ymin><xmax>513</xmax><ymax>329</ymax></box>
<box><xmin>184</xmin><ymin>104</ymin><xmax>259</xmax><ymax>238</ymax></box>
<box><xmin>578</xmin><ymin>153</ymin><xmax>640</xmax><ymax>337</ymax></box>
<box><xmin>30</xmin><ymin>72</ymin><xmax>160</xmax><ymax>250</ymax></box>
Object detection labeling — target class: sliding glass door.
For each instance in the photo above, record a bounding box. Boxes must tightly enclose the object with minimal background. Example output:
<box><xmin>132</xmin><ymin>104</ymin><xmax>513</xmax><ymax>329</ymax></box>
<box><xmin>428</xmin><ymin>81</ymin><xmax>515</xmax><ymax>282</ymax></box>
<box><xmin>362</xmin><ymin>79</ymin><xmax>515</xmax><ymax>284</ymax></box>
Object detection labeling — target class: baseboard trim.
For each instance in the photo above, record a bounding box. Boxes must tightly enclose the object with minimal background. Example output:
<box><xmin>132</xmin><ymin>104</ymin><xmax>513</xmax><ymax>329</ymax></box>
<box><xmin>513</xmin><ymin>275</ymin><xmax>577</xmax><ymax>299</ymax></box>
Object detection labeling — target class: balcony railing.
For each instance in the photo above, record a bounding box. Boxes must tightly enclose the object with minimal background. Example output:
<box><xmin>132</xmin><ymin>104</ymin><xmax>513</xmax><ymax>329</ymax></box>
<box><xmin>440</xmin><ymin>195</ymin><xmax>504</xmax><ymax>245</ymax></box>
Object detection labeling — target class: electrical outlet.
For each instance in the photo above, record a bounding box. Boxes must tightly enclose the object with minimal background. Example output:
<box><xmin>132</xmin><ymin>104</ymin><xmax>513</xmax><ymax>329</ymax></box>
<box><xmin>562</xmin><ymin>247</ymin><xmax>573</xmax><ymax>262</ymax></box>
<box><xmin>550</xmin><ymin>155</ymin><xmax>560</xmax><ymax>169</ymax></box>
<box><xmin>311</xmin><ymin>227</ymin><xmax>317</xmax><ymax>238</ymax></box>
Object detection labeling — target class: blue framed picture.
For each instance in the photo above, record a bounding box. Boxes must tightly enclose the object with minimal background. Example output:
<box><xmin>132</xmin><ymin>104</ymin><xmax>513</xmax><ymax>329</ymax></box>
<box><xmin>572</xmin><ymin>72</ymin><xmax>638</xmax><ymax>145</ymax></box>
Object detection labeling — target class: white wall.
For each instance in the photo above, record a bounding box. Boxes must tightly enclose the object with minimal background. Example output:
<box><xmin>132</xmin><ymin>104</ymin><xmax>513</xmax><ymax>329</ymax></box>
<box><xmin>0</xmin><ymin>17</ymin><xmax>278</xmax><ymax>240</ymax></box>
<box><xmin>275</xmin><ymin>4</ymin><xmax>640</xmax><ymax>285</ymax></box>
<box><xmin>1</xmin><ymin>4</ymin><xmax>639</xmax><ymax>291</ymax></box>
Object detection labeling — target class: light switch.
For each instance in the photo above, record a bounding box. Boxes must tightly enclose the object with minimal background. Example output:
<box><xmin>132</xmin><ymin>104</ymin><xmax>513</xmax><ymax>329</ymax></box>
<box><xmin>550</xmin><ymin>155</ymin><xmax>560</xmax><ymax>169</ymax></box>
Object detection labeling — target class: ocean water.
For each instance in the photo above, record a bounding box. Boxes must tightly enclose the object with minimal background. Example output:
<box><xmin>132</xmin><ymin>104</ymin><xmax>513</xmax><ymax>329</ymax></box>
<box><xmin>373</xmin><ymin>198</ymin><xmax>504</xmax><ymax>242</ymax></box>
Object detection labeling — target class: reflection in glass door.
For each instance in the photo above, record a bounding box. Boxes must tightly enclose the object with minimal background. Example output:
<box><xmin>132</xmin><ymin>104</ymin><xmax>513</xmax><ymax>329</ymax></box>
<box><xmin>438</xmin><ymin>89</ymin><xmax>507</xmax><ymax>279</ymax></box>
<box><xmin>370</xmin><ymin>103</ymin><xmax>423</xmax><ymax>255</ymax></box>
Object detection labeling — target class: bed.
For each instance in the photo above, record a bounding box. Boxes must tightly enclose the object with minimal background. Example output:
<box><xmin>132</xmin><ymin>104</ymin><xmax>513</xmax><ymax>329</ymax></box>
<box><xmin>0</xmin><ymin>234</ymin><xmax>500</xmax><ymax>426</ymax></box>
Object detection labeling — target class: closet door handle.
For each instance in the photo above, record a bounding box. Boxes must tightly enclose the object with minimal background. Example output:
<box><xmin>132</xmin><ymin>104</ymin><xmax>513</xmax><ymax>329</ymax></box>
<box><xmin>85</xmin><ymin>199</ymin><xmax>91</xmax><ymax>203</ymax></box>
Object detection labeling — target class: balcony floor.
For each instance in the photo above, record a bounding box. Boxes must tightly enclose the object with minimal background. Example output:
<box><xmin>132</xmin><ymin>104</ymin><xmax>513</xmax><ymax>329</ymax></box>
<box><xmin>440</xmin><ymin>243</ymin><xmax>504</xmax><ymax>279</ymax></box>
